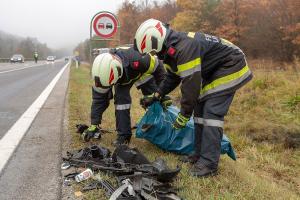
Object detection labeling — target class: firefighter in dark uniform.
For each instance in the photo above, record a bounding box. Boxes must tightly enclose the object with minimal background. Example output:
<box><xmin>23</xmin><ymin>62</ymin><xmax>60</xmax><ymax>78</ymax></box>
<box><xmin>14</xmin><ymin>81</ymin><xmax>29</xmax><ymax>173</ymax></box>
<box><xmin>134</xmin><ymin>19</ymin><xmax>252</xmax><ymax>177</ymax></box>
<box><xmin>84</xmin><ymin>47</ymin><xmax>168</xmax><ymax>146</ymax></box>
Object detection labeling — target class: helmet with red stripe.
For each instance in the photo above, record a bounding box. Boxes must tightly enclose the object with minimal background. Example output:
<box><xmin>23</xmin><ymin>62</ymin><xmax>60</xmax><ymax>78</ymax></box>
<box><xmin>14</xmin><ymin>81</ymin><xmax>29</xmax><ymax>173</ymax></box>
<box><xmin>134</xmin><ymin>19</ymin><xmax>167</xmax><ymax>54</ymax></box>
<box><xmin>92</xmin><ymin>53</ymin><xmax>123</xmax><ymax>87</ymax></box>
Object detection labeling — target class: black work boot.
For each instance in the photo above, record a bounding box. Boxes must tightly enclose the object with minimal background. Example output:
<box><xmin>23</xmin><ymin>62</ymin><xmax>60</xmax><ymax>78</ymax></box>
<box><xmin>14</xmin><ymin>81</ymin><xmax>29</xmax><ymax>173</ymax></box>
<box><xmin>179</xmin><ymin>154</ymin><xmax>200</xmax><ymax>164</ymax></box>
<box><xmin>81</xmin><ymin>125</ymin><xmax>101</xmax><ymax>142</ymax></box>
<box><xmin>112</xmin><ymin>135</ymin><xmax>131</xmax><ymax>146</ymax></box>
<box><xmin>189</xmin><ymin>162</ymin><xmax>218</xmax><ymax>178</ymax></box>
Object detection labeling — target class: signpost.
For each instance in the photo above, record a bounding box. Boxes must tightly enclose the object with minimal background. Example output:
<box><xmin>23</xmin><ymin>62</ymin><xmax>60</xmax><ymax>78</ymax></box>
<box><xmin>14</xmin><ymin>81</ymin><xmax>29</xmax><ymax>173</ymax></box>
<box><xmin>90</xmin><ymin>11</ymin><xmax>120</xmax><ymax>64</ymax></box>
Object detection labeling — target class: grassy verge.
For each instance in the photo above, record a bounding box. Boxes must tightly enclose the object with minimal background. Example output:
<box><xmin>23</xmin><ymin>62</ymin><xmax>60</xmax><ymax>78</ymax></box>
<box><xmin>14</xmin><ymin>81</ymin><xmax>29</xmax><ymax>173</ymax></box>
<box><xmin>68</xmin><ymin>62</ymin><xmax>300</xmax><ymax>200</ymax></box>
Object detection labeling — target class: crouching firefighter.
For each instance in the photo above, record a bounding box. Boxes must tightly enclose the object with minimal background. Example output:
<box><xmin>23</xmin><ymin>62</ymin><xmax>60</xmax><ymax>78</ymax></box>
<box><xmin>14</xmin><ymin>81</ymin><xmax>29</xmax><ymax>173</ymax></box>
<box><xmin>83</xmin><ymin>47</ymin><xmax>169</xmax><ymax>145</ymax></box>
<box><xmin>134</xmin><ymin>19</ymin><xmax>253</xmax><ymax>177</ymax></box>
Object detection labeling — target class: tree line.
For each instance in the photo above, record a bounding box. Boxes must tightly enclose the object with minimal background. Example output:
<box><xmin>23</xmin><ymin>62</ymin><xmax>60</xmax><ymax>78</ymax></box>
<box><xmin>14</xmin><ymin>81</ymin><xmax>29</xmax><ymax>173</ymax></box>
<box><xmin>75</xmin><ymin>0</ymin><xmax>299</xmax><ymax>62</ymax></box>
<box><xmin>0</xmin><ymin>30</ymin><xmax>68</xmax><ymax>59</ymax></box>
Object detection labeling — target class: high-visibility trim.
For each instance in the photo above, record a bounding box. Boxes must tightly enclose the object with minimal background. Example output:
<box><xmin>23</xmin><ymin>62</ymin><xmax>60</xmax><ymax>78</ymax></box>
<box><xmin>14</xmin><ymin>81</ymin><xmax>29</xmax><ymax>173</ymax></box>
<box><xmin>92</xmin><ymin>86</ymin><xmax>110</xmax><ymax>94</ymax></box>
<box><xmin>116</xmin><ymin>46</ymin><xmax>131</xmax><ymax>50</ymax></box>
<box><xmin>135</xmin><ymin>56</ymin><xmax>157</xmax><ymax>86</ymax></box>
<box><xmin>164</xmin><ymin>64</ymin><xmax>172</xmax><ymax>71</ymax></box>
<box><xmin>145</xmin><ymin>55</ymin><xmax>158</xmax><ymax>74</ymax></box>
<box><xmin>120</xmin><ymin>74</ymin><xmax>141</xmax><ymax>86</ymax></box>
<box><xmin>194</xmin><ymin>117</ymin><xmax>224</xmax><ymax>128</ymax></box>
<box><xmin>116</xmin><ymin>104</ymin><xmax>131</xmax><ymax>110</ymax></box>
<box><xmin>177</xmin><ymin>57</ymin><xmax>201</xmax><ymax>78</ymax></box>
<box><xmin>135</xmin><ymin>74</ymin><xmax>153</xmax><ymax>87</ymax></box>
<box><xmin>179</xmin><ymin>64</ymin><xmax>201</xmax><ymax>77</ymax></box>
<box><xmin>221</xmin><ymin>38</ymin><xmax>243</xmax><ymax>53</ymax></box>
<box><xmin>200</xmin><ymin>65</ymin><xmax>251</xmax><ymax>98</ymax></box>
<box><xmin>187</xmin><ymin>32</ymin><xmax>195</xmax><ymax>38</ymax></box>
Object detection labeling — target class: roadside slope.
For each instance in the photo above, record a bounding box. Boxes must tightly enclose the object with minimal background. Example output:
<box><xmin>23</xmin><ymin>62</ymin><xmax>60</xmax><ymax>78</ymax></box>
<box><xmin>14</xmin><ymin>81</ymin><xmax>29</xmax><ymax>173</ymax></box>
<box><xmin>67</xmin><ymin>63</ymin><xmax>300</xmax><ymax>200</ymax></box>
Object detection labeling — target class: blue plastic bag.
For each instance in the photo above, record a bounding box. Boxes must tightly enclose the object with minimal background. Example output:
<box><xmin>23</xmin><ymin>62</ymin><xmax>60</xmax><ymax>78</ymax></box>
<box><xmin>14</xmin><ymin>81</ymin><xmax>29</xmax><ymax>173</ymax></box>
<box><xmin>136</xmin><ymin>102</ymin><xmax>236</xmax><ymax>160</ymax></box>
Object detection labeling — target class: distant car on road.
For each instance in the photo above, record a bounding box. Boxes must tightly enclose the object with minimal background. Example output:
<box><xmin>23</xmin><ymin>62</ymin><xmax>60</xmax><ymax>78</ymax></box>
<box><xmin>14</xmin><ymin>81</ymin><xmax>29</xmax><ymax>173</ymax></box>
<box><xmin>10</xmin><ymin>54</ymin><xmax>24</xmax><ymax>63</ymax></box>
<box><xmin>46</xmin><ymin>56</ymin><xmax>55</xmax><ymax>62</ymax></box>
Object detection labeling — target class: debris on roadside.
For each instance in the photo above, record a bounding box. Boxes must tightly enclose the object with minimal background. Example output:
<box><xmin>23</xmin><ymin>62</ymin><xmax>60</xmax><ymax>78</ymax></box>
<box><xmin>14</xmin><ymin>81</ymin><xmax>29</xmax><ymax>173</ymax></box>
<box><xmin>76</xmin><ymin>123</ymin><xmax>116</xmax><ymax>142</ymax></box>
<box><xmin>62</xmin><ymin>144</ymin><xmax>182</xmax><ymax>200</ymax></box>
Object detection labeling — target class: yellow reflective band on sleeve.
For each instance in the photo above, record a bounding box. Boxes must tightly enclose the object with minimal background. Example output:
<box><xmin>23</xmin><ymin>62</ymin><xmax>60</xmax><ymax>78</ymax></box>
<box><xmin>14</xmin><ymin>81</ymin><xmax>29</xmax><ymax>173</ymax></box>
<box><xmin>177</xmin><ymin>57</ymin><xmax>201</xmax><ymax>74</ymax></box>
<box><xmin>187</xmin><ymin>32</ymin><xmax>195</xmax><ymax>38</ymax></box>
<box><xmin>200</xmin><ymin>65</ymin><xmax>250</xmax><ymax>95</ymax></box>
<box><xmin>135</xmin><ymin>74</ymin><xmax>153</xmax><ymax>87</ymax></box>
<box><xmin>121</xmin><ymin>74</ymin><xmax>141</xmax><ymax>86</ymax></box>
<box><xmin>138</xmin><ymin>55</ymin><xmax>156</xmax><ymax>83</ymax></box>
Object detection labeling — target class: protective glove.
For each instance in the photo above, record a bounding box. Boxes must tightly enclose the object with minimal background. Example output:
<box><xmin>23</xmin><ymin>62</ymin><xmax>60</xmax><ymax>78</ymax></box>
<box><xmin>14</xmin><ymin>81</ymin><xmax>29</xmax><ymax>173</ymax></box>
<box><xmin>160</xmin><ymin>95</ymin><xmax>172</xmax><ymax>109</ymax></box>
<box><xmin>140</xmin><ymin>93</ymin><xmax>159</xmax><ymax>109</ymax></box>
<box><xmin>173</xmin><ymin>113</ymin><xmax>189</xmax><ymax>130</ymax></box>
<box><xmin>81</xmin><ymin>125</ymin><xmax>101</xmax><ymax>142</ymax></box>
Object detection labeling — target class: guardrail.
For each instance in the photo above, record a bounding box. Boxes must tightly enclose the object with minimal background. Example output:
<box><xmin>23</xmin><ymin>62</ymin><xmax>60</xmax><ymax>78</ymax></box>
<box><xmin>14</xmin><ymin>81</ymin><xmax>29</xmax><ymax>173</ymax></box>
<box><xmin>0</xmin><ymin>58</ymin><xmax>46</xmax><ymax>63</ymax></box>
<box><xmin>0</xmin><ymin>58</ymin><xmax>10</xmax><ymax>63</ymax></box>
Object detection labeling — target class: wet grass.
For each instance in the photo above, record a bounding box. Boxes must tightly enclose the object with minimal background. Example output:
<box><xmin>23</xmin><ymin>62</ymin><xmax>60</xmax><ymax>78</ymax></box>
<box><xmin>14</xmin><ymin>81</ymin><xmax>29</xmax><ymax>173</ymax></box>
<box><xmin>67</xmin><ymin>62</ymin><xmax>300</xmax><ymax>200</ymax></box>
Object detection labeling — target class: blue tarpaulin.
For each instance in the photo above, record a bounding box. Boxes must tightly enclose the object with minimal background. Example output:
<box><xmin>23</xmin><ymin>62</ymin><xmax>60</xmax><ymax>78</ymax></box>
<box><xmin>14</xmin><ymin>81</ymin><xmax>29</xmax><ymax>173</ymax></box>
<box><xmin>136</xmin><ymin>102</ymin><xmax>236</xmax><ymax>160</ymax></box>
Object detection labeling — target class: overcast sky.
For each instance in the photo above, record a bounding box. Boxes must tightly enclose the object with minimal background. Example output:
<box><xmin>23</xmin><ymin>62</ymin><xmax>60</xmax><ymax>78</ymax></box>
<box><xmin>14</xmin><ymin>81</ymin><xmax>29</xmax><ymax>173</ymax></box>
<box><xmin>0</xmin><ymin>0</ymin><xmax>128</xmax><ymax>49</ymax></box>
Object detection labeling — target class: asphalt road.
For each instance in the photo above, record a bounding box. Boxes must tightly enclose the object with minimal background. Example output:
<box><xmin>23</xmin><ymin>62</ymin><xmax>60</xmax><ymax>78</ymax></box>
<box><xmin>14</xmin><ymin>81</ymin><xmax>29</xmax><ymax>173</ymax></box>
<box><xmin>0</xmin><ymin>60</ymin><xmax>70</xmax><ymax>200</ymax></box>
<box><xmin>0</xmin><ymin>61</ymin><xmax>65</xmax><ymax>139</ymax></box>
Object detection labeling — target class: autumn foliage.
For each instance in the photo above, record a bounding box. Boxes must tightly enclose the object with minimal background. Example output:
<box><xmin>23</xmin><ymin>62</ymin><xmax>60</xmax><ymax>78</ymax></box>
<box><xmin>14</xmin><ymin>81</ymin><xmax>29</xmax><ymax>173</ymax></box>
<box><xmin>117</xmin><ymin>0</ymin><xmax>300</xmax><ymax>62</ymax></box>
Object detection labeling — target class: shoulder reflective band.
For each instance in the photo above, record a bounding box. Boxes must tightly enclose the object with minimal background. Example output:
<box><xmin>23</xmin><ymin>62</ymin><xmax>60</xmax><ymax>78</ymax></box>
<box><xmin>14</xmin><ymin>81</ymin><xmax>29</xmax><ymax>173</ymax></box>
<box><xmin>200</xmin><ymin>65</ymin><xmax>251</xmax><ymax>98</ymax></box>
<box><xmin>115</xmin><ymin>104</ymin><xmax>131</xmax><ymax>110</ymax></box>
<box><xmin>194</xmin><ymin>117</ymin><xmax>224</xmax><ymax>128</ymax></box>
<box><xmin>92</xmin><ymin>86</ymin><xmax>110</xmax><ymax>94</ymax></box>
<box><xmin>177</xmin><ymin>57</ymin><xmax>201</xmax><ymax>78</ymax></box>
<box><xmin>187</xmin><ymin>32</ymin><xmax>195</xmax><ymax>38</ymax></box>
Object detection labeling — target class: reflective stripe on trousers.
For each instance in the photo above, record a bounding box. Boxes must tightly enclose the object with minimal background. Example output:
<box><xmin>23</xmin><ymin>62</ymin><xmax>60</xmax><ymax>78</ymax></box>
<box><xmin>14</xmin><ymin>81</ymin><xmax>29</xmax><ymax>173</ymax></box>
<box><xmin>115</xmin><ymin>104</ymin><xmax>131</xmax><ymax>110</ymax></box>
<box><xmin>92</xmin><ymin>86</ymin><xmax>110</xmax><ymax>94</ymax></box>
<box><xmin>194</xmin><ymin>117</ymin><xmax>224</xmax><ymax>128</ymax></box>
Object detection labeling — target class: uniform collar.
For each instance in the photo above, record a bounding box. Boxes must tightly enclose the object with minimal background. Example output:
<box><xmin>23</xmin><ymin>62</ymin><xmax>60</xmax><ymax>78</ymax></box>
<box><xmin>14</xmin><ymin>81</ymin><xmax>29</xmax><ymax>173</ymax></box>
<box><xmin>157</xmin><ymin>29</ymin><xmax>180</xmax><ymax>60</ymax></box>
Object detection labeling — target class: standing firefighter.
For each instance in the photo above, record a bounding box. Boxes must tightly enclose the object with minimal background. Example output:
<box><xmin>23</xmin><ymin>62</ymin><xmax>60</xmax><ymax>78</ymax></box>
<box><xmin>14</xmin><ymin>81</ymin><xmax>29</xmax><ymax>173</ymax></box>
<box><xmin>134</xmin><ymin>19</ymin><xmax>252</xmax><ymax>177</ymax></box>
<box><xmin>84</xmin><ymin>47</ymin><xmax>169</xmax><ymax>145</ymax></box>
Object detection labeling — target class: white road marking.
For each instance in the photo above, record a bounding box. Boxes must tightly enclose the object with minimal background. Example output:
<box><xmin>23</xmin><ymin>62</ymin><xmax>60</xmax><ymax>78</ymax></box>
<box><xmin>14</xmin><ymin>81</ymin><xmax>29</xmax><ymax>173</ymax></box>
<box><xmin>0</xmin><ymin>62</ymin><xmax>50</xmax><ymax>74</ymax></box>
<box><xmin>0</xmin><ymin>62</ymin><xmax>69</xmax><ymax>173</ymax></box>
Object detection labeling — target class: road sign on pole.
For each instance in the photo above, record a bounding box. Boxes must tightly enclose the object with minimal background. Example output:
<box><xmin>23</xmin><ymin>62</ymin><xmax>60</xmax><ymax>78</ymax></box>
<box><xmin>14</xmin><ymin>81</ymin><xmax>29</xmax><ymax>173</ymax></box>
<box><xmin>90</xmin><ymin>11</ymin><xmax>120</xmax><ymax>40</ymax></box>
<box><xmin>93</xmin><ymin>13</ymin><xmax>118</xmax><ymax>38</ymax></box>
<box><xmin>89</xmin><ymin>11</ymin><xmax>120</xmax><ymax>64</ymax></box>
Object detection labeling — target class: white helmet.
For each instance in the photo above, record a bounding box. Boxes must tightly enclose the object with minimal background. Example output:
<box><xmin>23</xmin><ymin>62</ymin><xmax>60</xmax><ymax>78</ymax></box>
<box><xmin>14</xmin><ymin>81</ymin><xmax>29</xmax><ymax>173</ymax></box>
<box><xmin>92</xmin><ymin>53</ymin><xmax>123</xmax><ymax>87</ymax></box>
<box><xmin>134</xmin><ymin>19</ymin><xmax>167</xmax><ymax>54</ymax></box>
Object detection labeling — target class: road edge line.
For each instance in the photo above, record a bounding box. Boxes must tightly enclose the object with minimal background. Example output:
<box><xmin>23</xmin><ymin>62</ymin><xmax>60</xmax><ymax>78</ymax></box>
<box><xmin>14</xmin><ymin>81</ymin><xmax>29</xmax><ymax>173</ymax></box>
<box><xmin>0</xmin><ymin>61</ymin><xmax>70</xmax><ymax>174</ymax></box>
